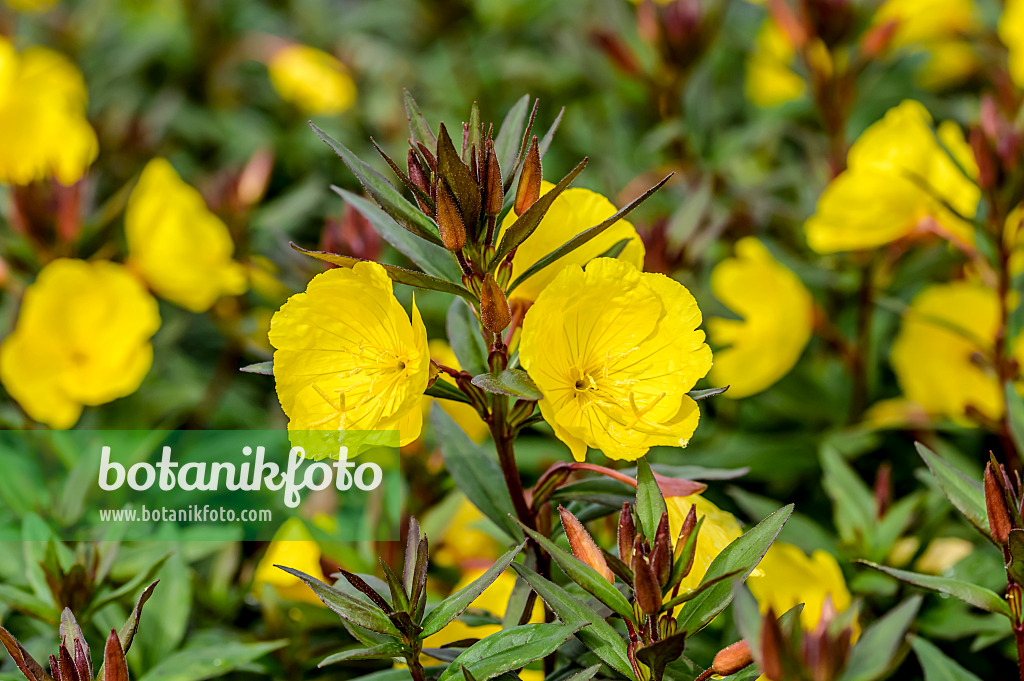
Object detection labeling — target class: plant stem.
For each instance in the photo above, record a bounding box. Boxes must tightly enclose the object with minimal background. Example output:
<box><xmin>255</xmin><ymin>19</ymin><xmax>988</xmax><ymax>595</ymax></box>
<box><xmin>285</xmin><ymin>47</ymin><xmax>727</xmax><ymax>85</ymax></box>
<box><xmin>849</xmin><ymin>261</ymin><xmax>874</xmax><ymax>422</ymax></box>
<box><xmin>1015</xmin><ymin>626</ymin><xmax>1024</xmax><ymax>681</ymax></box>
<box><xmin>489</xmin><ymin>395</ymin><xmax>535</xmax><ymax>529</ymax></box>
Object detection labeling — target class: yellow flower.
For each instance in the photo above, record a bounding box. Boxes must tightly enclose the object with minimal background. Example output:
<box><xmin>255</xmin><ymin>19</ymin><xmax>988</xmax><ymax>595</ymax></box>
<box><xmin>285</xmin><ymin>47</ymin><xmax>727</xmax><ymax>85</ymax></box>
<box><xmin>915</xmin><ymin>537</ymin><xmax>973</xmax><ymax>574</ymax></box>
<box><xmin>745</xmin><ymin>21</ymin><xmax>805</xmax><ymax>108</ymax></box>
<box><xmin>0</xmin><ymin>37</ymin><xmax>97</xmax><ymax>186</ymax></box>
<box><xmin>267</xmin><ymin>44</ymin><xmax>356</xmax><ymax>115</ymax></box>
<box><xmin>747</xmin><ymin>542</ymin><xmax>855</xmax><ymax>632</ymax></box>
<box><xmin>1000</xmin><ymin>0</ymin><xmax>1024</xmax><ymax>89</ymax></box>
<box><xmin>498</xmin><ymin>182</ymin><xmax>645</xmax><ymax>304</ymax></box>
<box><xmin>269</xmin><ymin>261</ymin><xmax>430</xmax><ymax>445</ymax></box>
<box><xmin>0</xmin><ymin>259</ymin><xmax>159</xmax><ymax>428</ymax></box>
<box><xmin>805</xmin><ymin>100</ymin><xmax>980</xmax><ymax>253</ymax></box>
<box><xmin>666</xmin><ymin>494</ymin><xmax>743</xmax><ymax>592</ymax></box>
<box><xmin>519</xmin><ymin>258</ymin><xmax>712</xmax><ymax>462</ymax></box>
<box><xmin>125</xmin><ymin>158</ymin><xmax>247</xmax><ymax>312</ymax></box>
<box><xmin>423</xmin><ymin>340</ymin><xmax>489</xmax><ymax>443</ymax></box>
<box><xmin>707</xmin><ymin>238</ymin><xmax>813</xmax><ymax>398</ymax></box>
<box><xmin>433</xmin><ymin>497</ymin><xmax>504</xmax><ymax>569</ymax></box>
<box><xmin>3</xmin><ymin>0</ymin><xmax>57</xmax><ymax>10</ymax></box>
<box><xmin>890</xmin><ymin>280</ymin><xmax>1024</xmax><ymax>422</ymax></box>
<box><xmin>253</xmin><ymin>518</ymin><xmax>328</xmax><ymax>605</ymax></box>
<box><xmin>873</xmin><ymin>0</ymin><xmax>979</xmax><ymax>88</ymax></box>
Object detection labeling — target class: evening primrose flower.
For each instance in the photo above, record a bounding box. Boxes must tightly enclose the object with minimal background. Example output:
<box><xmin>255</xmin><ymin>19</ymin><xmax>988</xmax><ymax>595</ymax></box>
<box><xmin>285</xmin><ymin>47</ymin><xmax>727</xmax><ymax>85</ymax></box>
<box><xmin>666</xmin><ymin>494</ymin><xmax>743</xmax><ymax>592</ymax></box>
<box><xmin>707</xmin><ymin>238</ymin><xmax>813</xmax><ymax>398</ymax></box>
<box><xmin>498</xmin><ymin>183</ymin><xmax>645</xmax><ymax>304</ymax></box>
<box><xmin>269</xmin><ymin>261</ymin><xmax>430</xmax><ymax>444</ymax></box>
<box><xmin>519</xmin><ymin>258</ymin><xmax>712</xmax><ymax>461</ymax></box>
<box><xmin>805</xmin><ymin>100</ymin><xmax>980</xmax><ymax>253</ymax></box>
<box><xmin>999</xmin><ymin>0</ymin><xmax>1024</xmax><ymax>88</ymax></box>
<box><xmin>745</xmin><ymin>20</ymin><xmax>805</xmax><ymax>107</ymax></box>
<box><xmin>747</xmin><ymin>542</ymin><xmax>855</xmax><ymax>632</ymax></box>
<box><xmin>0</xmin><ymin>37</ymin><xmax>98</xmax><ymax>185</ymax></box>
<box><xmin>0</xmin><ymin>259</ymin><xmax>160</xmax><ymax>428</ymax></box>
<box><xmin>267</xmin><ymin>44</ymin><xmax>356</xmax><ymax>115</ymax></box>
<box><xmin>253</xmin><ymin>518</ymin><xmax>329</xmax><ymax>605</ymax></box>
<box><xmin>889</xmin><ymin>281</ymin><xmax>1024</xmax><ymax>422</ymax></box>
<box><xmin>125</xmin><ymin>158</ymin><xmax>247</xmax><ymax>312</ymax></box>
<box><xmin>873</xmin><ymin>0</ymin><xmax>979</xmax><ymax>88</ymax></box>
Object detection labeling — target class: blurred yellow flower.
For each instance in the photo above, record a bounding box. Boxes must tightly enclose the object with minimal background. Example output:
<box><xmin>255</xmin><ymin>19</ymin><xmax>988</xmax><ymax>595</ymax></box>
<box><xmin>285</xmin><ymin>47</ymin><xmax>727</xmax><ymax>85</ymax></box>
<box><xmin>665</xmin><ymin>494</ymin><xmax>743</xmax><ymax>592</ymax></box>
<box><xmin>253</xmin><ymin>518</ymin><xmax>328</xmax><ymax>605</ymax></box>
<box><xmin>3</xmin><ymin>0</ymin><xmax>57</xmax><ymax>11</ymax></box>
<box><xmin>745</xmin><ymin>21</ymin><xmax>804</xmax><ymax>108</ymax></box>
<box><xmin>498</xmin><ymin>183</ymin><xmax>645</xmax><ymax>304</ymax></box>
<box><xmin>708</xmin><ymin>238</ymin><xmax>813</xmax><ymax>398</ymax></box>
<box><xmin>873</xmin><ymin>0</ymin><xmax>979</xmax><ymax>88</ymax></box>
<box><xmin>269</xmin><ymin>262</ymin><xmax>430</xmax><ymax>444</ymax></box>
<box><xmin>0</xmin><ymin>259</ymin><xmax>159</xmax><ymax>428</ymax></box>
<box><xmin>0</xmin><ymin>37</ymin><xmax>98</xmax><ymax>185</ymax></box>
<box><xmin>890</xmin><ymin>281</ymin><xmax>1024</xmax><ymax>422</ymax></box>
<box><xmin>747</xmin><ymin>542</ymin><xmax>855</xmax><ymax>632</ymax></box>
<box><xmin>805</xmin><ymin>100</ymin><xmax>979</xmax><ymax>253</ymax></box>
<box><xmin>433</xmin><ymin>497</ymin><xmax>504</xmax><ymax>569</ymax></box>
<box><xmin>1000</xmin><ymin>0</ymin><xmax>1024</xmax><ymax>88</ymax></box>
<box><xmin>267</xmin><ymin>44</ymin><xmax>356</xmax><ymax>115</ymax></box>
<box><xmin>915</xmin><ymin>537</ymin><xmax>973</xmax><ymax>574</ymax></box>
<box><xmin>520</xmin><ymin>258</ymin><xmax>712</xmax><ymax>461</ymax></box>
<box><xmin>423</xmin><ymin>340</ymin><xmax>489</xmax><ymax>443</ymax></box>
<box><xmin>125</xmin><ymin>158</ymin><xmax>247</xmax><ymax>312</ymax></box>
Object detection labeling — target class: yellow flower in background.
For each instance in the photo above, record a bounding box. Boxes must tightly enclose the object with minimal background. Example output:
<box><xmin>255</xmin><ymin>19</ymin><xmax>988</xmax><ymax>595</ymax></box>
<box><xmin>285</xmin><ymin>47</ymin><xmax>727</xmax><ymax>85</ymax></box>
<box><xmin>890</xmin><ymin>281</ymin><xmax>1024</xmax><ymax>422</ymax></box>
<box><xmin>873</xmin><ymin>0</ymin><xmax>979</xmax><ymax>88</ymax></box>
<box><xmin>747</xmin><ymin>542</ymin><xmax>855</xmax><ymax>632</ymax></box>
<box><xmin>3</xmin><ymin>0</ymin><xmax>57</xmax><ymax>11</ymax></box>
<box><xmin>665</xmin><ymin>494</ymin><xmax>743</xmax><ymax>592</ymax></box>
<box><xmin>915</xmin><ymin>537</ymin><xmax>973</xmax><ymax>574</ymax></box>
<box><xmin>745</xmin><ymin>21</ymin><xmax>804</xmax><ymax>108</ymax></box>
<box><xmin>0</xmin><ymin>259</ymin><xmax>159</xmax><ymax>429</ymax></box>
<box><xmin>253</xmin><ymin>518</ymin><xmax>328</xmax><ymax>605</ymax></box>
<box><xmin>708</xmin><ymin>239</ymin><xmax>813</xmax><ymax>398</ymax></box>
<box><xmin>0</xmin><ymin>37</ymin><xmax>98</xmax><ymax>186</ymax></box>
<box><xmin>423</xmin><ymin>340</ymin><xmax>489</xmax><ymax>443</ymax></box>
<box><xmin>433</xmin><ymin>497</ymin><xmax>504</xmax><ymax>569</ymax></box>
<box><xmin>125</xmin><ymin>158</ymin><xmax>247</xmax><ymax>312</ymax></box>
<box><xmin>267</xmin><ymin>44</ymin><xmax>356</xmax><ymax>115</ymax></box>
<box><xmin>269</xmin><ymin>262</ymin><xmax>431</xmax><ymax>444</ymax></box>
<box><xmin>1000</xmin><ymin>0</ymin><xmax>1024</xmax><ymax>89</ymax></box>
<box><xmin>498</xmin><ymin>183</ymin><xmax>645</xmax><ymax>304</ymax></box>
<box><xmin>805</xmin><ymin>100</ymin><xmax>979</xmax><ymax>253</ymax></box>
<box><xmin>520</xmin><ymin>258</ymin><xmax>712</xmax><ymax>462</ymax></box>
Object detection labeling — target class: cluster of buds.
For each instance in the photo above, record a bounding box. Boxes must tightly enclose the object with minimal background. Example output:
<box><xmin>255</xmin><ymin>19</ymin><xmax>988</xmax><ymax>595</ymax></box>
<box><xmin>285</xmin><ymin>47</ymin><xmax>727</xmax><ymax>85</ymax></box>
<box><xmin>0</xmin><ymin>583</ymin><xmax>157</xmax><ymax>681</ymax></box>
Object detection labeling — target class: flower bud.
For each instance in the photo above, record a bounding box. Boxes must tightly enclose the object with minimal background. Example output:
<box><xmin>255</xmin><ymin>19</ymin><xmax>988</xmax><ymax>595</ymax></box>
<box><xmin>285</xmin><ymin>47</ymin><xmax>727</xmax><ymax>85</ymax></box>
<box><xmin>760</xmin><ymin>609</ymin><xmax>785</xmax><ymax>681</ymax></box>
<box><xmin>480</xmin><ymin>273</ymin><xmax>511</xmax><ymax>333</ymax></box>
<box><xmin>712</xmin><ymin>641</ymin><xmax>753</xmax><ymax>676</ymax></box>
<box><xmin>436</xmin><ymin>181</ymin><xmax>466</xmax><ymax>252</ymax></box>
<box><xmin>650</xmin><ymin>512</ymin><xmax>672</xmax><ymax>587</ymax></box>
<box><xmin>985</xmin><ymin>461</ymin><xmax>1012</xmax><ymax>544</ymax></box>
<box><xmin>484</xmin><ymin>141</ymin><xmax>504</xmax><ymax>217</ymax></box>
<box><xmin>970</xmin><ymin>126</ymin><xmax>998</xmax><ymax>191</ymax></box>
<box><xmin>618</xmin><ymin>503</ymin><xmax>636</xmax><ymax>566</ymax></box>
<box><xmin>631</xmin><ymin>551</ymin><xmax>662</xmax><ymax>616</ymax></box>
<box><xmin>559</xmin><ymin>506</ymin><xmax>614</xmax><ymax>583</ymax></box>
<box><xmin>514</xmin><ymin>136</ymin><xmax>541</xmax><ymax>216</ymax></box>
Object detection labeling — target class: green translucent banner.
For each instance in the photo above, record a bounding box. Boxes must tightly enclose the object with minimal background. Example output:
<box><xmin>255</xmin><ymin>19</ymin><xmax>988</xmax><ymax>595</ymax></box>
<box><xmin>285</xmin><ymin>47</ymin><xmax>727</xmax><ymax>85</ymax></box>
<box><xmin>0</xmin><ymin>430</ymin><xmax>403</xmax><ymax>542</ymax></box>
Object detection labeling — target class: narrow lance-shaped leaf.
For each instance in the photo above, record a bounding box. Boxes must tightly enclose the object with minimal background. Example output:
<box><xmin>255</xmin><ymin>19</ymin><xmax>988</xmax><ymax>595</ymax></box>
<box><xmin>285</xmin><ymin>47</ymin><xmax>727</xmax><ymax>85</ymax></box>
<box><xmin>319</xmin><ymin>642</ymin><xmax>409</xmax><ymax>668</ymax></box>
<box><xmin>636</xmin><ymin>458</ymin><xmax>668</xmax><ymax>539</ymax></box>
<box><xmin>839</xmin><ymin>596</ymin><xmax>922</xmax><ymax>681</ymax></box>
<box><xmin>403</xmin><ymin>90</ymin><xmax>436</xmax><ymax>147</ymax></box>
<box><xmin>909</xmin><ymin>634</ymin><xmax>983</xmax><ymax>681</ymax></box>
<box><xmin>915</xmin><ymin>442</ymin><xmax>992</xmax><ymax>543</ymax></box>
<box><xmin>0</xmin><ymin>626</ymin><xmax>49</xmax><ymax>681</ymax></box>
<box><xmin>447</xmin><ymin>298</ymin><xmax>489</xmax><ymax>376</ymax></box>
<box><xmin>471</xmin><ymin>369</ymin><xmax>542</xmax><ymax>400</ymax></box>
<box><xmin>425</xmin><ymin>378</ymin><xmax>472</xmax><ymax>404</ymax></box>
<box><xmin>858</xmin><ymin>561</ymin><xmax>1010</xmax><ymax>617</ymax></box>
<box><xmin>274</xmin><ymin>565</ymin><xmax>401</xmax><ymax>635</ymax></box>
<box><xmin>290</xmin><ymin>243</ymin><xmax>476</xmax><ymax>302</ymax></box>
<box><xmin>493</xmin><ymin>95</ymin><xmax>531</xmax><ymax>186</ymax></box>
<box><xmin>435</xmin><ymin>622</ymin><xmax>585</xmax><ymax>681</ymax></box>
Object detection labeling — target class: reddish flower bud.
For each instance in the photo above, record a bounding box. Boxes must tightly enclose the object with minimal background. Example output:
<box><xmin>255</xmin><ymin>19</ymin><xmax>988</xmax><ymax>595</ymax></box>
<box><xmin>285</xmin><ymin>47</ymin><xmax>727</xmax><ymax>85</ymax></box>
<box><xmin>650</xmin><ymin>512</ymin><xmax>672</xmax><ymax>587</ymax></box>
<box><xmin>618</xmin><ymin>503</ymin><xmax>636</xmax><ymax>566</ymax></box>
<box><xmin>514</xmin><ymin>136</ymin><xmax>541</xmax><ymax>216</ymax></box>
<box><xmin>985</xmin><ymin>461</ymin><xmax>1012</xmax><ymax>544</ymax></box>
<box><xmin>436</xmin><ymin>181</ymin><xmax>466</xmax><ymax>252</ymax></box>
<box><xmin>559</xmin><ymin>506</ymin><xmax>614</xmax><ymax>583</ymax></box>
<box><xmin>631</xmin><ymin>551</ymin><xmax>662</xmax><ymax>616</ymax></box>
<box><xmin>479</xmin><ymin>273</ymin><xmax>511</xmax><ymax>333</ymax></box>
<box><xmin>760</xmin><ymin>609</ymin><xmax>785</xmax><ymax>681</ymax></box>
<box><xmin>484</xmin><ymin>141</ymin><xmax>504</xmax><ymax>217</ymax></box>
<box><xmin>713</xmin><ymin>640</ymin><xmax>753</xmax><ymax>676</ymax></box>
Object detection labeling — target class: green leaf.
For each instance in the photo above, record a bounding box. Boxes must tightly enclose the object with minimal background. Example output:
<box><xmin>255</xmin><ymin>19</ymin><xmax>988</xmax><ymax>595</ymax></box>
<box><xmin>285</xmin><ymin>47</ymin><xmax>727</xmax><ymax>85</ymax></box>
<box><xmin>514</xmin><ymin>521</ymin><xmax>636</xmax><ymax>624</ymax></box>
<box><xmin>0</xmin><ymin>585</ymin><xmax>55</xmax><ymax>621</ymax></box>
<box><xmin>635</xmin><ymin>458</ymin><xmax>668</xmax><ymax>539</ymax></box>
<box><xmin>858</xmin><ymin>562</ymin><xmax>1010</xmax><ymax>617</ymax></box>
<box><xmin>687</xmin><ymin>387</ymin><xmax>729</xmax><ymax>401</ymax></box>
<box><xmin>510</xmin><ymin>563</ymin><xmax>636</xmax><ymax>681</ymax></box>
<box><xmin>493</xmin><ymin>95</ymin><xmax>531</xmax><ymax>185</ymax></box>
<box><xmin>290</xmin><ymin>243</ymin><xmax>476</xmax><ymax>302</ymax></box>
<box><xmin>447</xmin><ymin>298</ymin><xmax>489</xmax><ymax>376</ymax></box>
<box><xmin>471</xmin><ymin>369</ymin><xmax>542</xmax><ymax>401</ymax></box>
<box><xmin>915</xmin><ymin>442</ymin><xmax>991</xmax><ymax>542</ymax></box>
<box><xmin>425</xmin><ymin>378</ymin><xmax>472</xmax><ymax>404</ymax></box>
<box><xmin>840</xmin><ymin>596</ymin><xmax>921</xmax><ymax>681</ymax></box>
<box><xmin>431</xmin><ymin>405</ymin><xmax>522</xmax><ymax>541</ymax></box>
<box><xmin>274</xmin><ymin>566</ymin><xmax>401</xmax><ymax>635</ymax></box>
<box><xmin>1008</xmin><ymin>529</ymin><xmax>1024</xmax><ymax>585</ymax></box>
<box><xmin>436</xmin><ymin>622</ymin><xmax>584</xmax><ymax>681</ymax></box>
<box><xmin>506</xmin><ymin>173</ymin><xmax>670</xmax><ymax>295</ymax></box>
<box><xmin>677</xmin><ymin>505</ymin><xmax>793</xmax><ymax>636</ymax></box>
<box><xmin>492</xmin><ymin>159</ymin><xmax>588</xmax><ymax>266</ymax></box>
<box><xmin>421</xmin><ymin>542</ymin><xmax>526</xmax><ymax>637</ymax></box>
<box><xmin>403</xmin><ymin>90</ymin><xmax>436</xmax><ymax>147</ymax></box>
<box><xmin>537</xmin><ymin>107</ymin><xmax>564</xmax><ymax>158</ymax></box>
<box><xmin>333</xmin><ymin>187</ymin><xmax>461</xmax><ymax>282</ymax></box>
<box><xmin>910</xmin><ymin>634</ymin><xmax>983</xmax><ymax>681</ymax></box>
<box><xmin>319</xmin><ymin>642</ymin><xmax>408</xmax><ymax>668</ymax></box>
<box><xmin>636</xmin><ymin>631</ymin><xmax>687</xmax><ymax>680</ymax></box>
<box><xmin>311</xmin><ymin>123</ymin><xmax>442</xmax><ymax>246</ymax></box>
<box><xmin>89</xmin><ymin>555</ymin><xmax>168</xmax><ymax>615</ymax></box>
<box><xmin>239</xmin><ymin>361</ymin><xmax>273</xmax><ymax>375</ymax></box>
<box><xmin>1006</xmin><ymin>384</ymin><xmax>1024</xmax><ymax>458</ymax></box>
<box><xmin>821</xmin><ymin>445</ymin><xmax>875</xmax><ymax>547</ymax></box>
<box><xmin>136</xmin><ymin>640</ymin><xmax>287</xmax><ymax>681</ymax></box>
